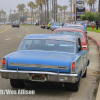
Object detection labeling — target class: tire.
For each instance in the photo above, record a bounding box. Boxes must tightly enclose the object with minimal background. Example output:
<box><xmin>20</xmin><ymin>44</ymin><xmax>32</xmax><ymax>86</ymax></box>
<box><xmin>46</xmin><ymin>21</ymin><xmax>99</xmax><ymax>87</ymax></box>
<box><xmin>87</xmin><ymin>60</ymin><xmax>90</xmax><ymax>66</ymax></box>
<box><xmin>10</xmin><ymin>79</ymin><xmax>25</xmax><ymax>88</ymax></box>
<box><xmin>82</xmin><ymin>68</ymin><xmax>87</xmax><ymax>78</ymax></box>
<box><xmin>65</xmin><ymin>79</ymin><xmax>80</xmax><ymax>92</ymax></box>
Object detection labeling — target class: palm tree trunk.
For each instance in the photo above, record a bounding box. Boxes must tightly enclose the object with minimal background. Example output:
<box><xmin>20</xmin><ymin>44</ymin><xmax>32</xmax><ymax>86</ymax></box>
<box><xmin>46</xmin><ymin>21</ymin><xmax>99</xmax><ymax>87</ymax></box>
<box><xmin>47</xmin><ymin>0</ymin><xmax>49</xmax><ymax>23</ymax></box>
<box><xmin>98</xmin><ymin>0</ymin><xmax>100</xmax><ymax>12</ymax></box>
<box><xmin>45</xmin><ymin>0</ymin><xmax>47</xmax><ymax>24</ymax></box>
<box><xmin>56</xmin><ymin>0</ymin><xmax>57</xmax><ymax>22</ymax></box>
<box><xmin>64</xmin><ymin>9</ymin><xmax>65</xmax><ymax>22</ymax></box>
<box><xmin>61</xmin><ymin>10</ymin><xmax>62</xmax><ymax>22</ymax></box>
<box><xmin>33</xmin><ymin>9</ymin><xmax>34</xmax><ymax>25</ymax></box>
<box><xmin>30</xmin><ymin>8</ymin><xmax>32</xmax><ymax>24</ymax></box>
<box><xmin>52</xmin><ymin>0</ymin><xmax>53</xmax><ymax>20</ymax></box>
<box><xmin>54</xmin><ymin>0</ymin><xmax>55</xmax><ymax>22</ymax></box>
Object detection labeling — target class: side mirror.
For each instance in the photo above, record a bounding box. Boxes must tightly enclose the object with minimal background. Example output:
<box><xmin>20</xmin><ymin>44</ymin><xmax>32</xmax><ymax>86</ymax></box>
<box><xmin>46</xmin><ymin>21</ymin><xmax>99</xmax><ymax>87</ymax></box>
<box><xmin>86</xmin><ymin>32</ymin><xmax>88</xmax><ymax>34</ymax></box>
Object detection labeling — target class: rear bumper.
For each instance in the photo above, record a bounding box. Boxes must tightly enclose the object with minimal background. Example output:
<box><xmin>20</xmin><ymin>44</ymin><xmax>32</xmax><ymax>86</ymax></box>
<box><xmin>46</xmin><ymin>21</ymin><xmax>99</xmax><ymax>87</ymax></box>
<box><xmin>0</xmin><ymin>69</ymin><xmax>78</xmax><ymax>83</ymax></box>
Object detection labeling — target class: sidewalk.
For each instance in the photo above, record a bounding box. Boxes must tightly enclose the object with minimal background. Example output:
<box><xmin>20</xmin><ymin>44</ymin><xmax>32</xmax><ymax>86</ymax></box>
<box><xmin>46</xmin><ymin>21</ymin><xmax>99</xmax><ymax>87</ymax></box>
<box><xmin>88</xmin><ymin>31</ymin><xmax>100</xmax><ymax>100</ymax></box>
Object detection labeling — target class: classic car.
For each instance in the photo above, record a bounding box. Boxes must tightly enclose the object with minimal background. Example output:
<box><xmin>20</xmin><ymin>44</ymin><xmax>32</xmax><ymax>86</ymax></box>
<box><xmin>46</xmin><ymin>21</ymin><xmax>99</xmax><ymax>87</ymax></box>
<box><xmin>0</xmin><ymin>34</ymin><xmax>89</xmax><ymax>92</ymax></box>
<box><xmin>52</xmin><ymin>28</ymin><xmax>89</xmax><ymax>50</ymax></box>
<box><xmin>50</xmin><ymin>22</ymin><xmax>62</xmax><ymax>31</ymax></box>
<box><xmin>65</xmin><ymin>24</ymin><xmax>87</xmax><ymax>34</ymax></box>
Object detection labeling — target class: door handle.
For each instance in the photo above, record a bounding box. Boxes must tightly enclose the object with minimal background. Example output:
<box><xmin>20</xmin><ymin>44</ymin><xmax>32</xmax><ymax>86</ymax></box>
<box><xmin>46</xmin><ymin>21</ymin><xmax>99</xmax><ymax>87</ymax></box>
<box><xmin>82</xmin><ymin>56</ymin><xmax>85</xmax><ymax>58</ymax></box>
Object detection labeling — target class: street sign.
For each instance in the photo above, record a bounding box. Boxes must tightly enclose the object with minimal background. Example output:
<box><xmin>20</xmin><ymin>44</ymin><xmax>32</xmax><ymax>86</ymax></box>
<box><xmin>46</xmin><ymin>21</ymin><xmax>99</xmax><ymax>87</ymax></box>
<box><xmin>76</xmin><ymin>0</ymin><xmax>85</xmax><ymax>21</ymax></box>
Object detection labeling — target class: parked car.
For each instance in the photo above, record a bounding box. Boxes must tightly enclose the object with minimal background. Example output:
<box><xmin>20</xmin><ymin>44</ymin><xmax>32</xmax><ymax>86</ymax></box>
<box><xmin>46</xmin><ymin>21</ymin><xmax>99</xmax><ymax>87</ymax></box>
<box><xmin>5</xmin><ymin>22</ymin><xmax>11</xmax><ymax>25</ymax></box>
<box><xmin>0</xmin><ymin>34</ymin><xmax>89</xmax><ymax>92</ymax></box>
<box><xmin>65</xmin><ymin>24</ymin><xmax>87</xmax><ymax>34</ymax></box>
<box><xmin>12</xmin><ymin>22</ymin><xmax>19</xmax><ymax>28</ymax></box>
<box><xmin>52</xmin><ymin>28</ymin><xmax>89</xmax><ymax>50</ymax></box>
<box><xmin>50</xmin><ymin>22</ymin><xmax>62</xmax><ymax>31</ymax></box>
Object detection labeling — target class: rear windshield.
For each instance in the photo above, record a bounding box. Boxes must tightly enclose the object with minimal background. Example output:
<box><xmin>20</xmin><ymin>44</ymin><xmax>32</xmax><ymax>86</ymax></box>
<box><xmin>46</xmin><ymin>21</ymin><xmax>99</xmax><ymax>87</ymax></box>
<box><xmin>55</xmin><ymin>31</ymin><xmax>83</xmax><ymax>38</ymax></box>
<box><xmin>19</xmin><ymin>39</ymin><xmax>75</xmax><ymax>53</ymax></box>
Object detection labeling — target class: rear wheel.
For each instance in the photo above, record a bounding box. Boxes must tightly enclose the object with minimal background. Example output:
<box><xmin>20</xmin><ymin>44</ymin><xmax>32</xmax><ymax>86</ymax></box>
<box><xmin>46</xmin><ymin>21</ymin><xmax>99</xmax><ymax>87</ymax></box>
<box><xmin>65</xmin><ymin>79</ymin><xmax>80</xmax><ymax>92</ymax></box>
<box><xmin>10</xmin><ymin>79</ymin><xmax>25</xmax><ymax>88</ymax></box>
<box><xmin>82</xmin><ymin>68</ymin><xmax>87</xmax><ymax>78</ymax></box>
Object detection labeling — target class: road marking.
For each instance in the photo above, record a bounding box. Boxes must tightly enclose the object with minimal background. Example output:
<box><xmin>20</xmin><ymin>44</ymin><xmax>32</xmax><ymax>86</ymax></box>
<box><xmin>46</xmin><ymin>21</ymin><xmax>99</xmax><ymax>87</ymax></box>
<box><xmin>0</xmin><ymin>26</ymin><xmax>11</xmax><ymax>33</ymax></box>
<box><xmin>5</xmin><ymin>38</ymin><xmax>11</xmax><ymax>40</ymax></box>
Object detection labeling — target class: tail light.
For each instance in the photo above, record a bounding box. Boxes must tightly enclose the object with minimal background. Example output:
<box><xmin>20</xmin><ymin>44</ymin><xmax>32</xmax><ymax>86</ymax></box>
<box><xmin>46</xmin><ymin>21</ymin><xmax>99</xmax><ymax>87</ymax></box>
<box><xmin>3</xmin><ymin>58</ymin><xmax>6</xmax><ymax>65</ymax></box>
<box><xmin>82</xmin><ymin>46</ymin><xmax>87</xmax><ymax>50</ymax></box>
<box><xmin>83</xmin><ymin>47</ymin><xmax>86</xmax><ymax>50</ymax></box>
<box><xmin>2</xmin><ymin>58</ymin><xmax>6</xmax><ymax>69</ymax></box>
<box><xmin>71</xmin><ymin>62</ymin><xmax>75</xmax><ymax>73</ymax></box>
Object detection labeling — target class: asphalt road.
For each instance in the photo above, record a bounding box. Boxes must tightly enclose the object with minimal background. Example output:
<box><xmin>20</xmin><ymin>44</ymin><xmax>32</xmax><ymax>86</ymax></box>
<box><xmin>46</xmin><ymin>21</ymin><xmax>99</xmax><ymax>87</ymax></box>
<box><xmin>0</xmin><ymin>25</ymin><xmax>99</xmax><ymax>100</ymax></box>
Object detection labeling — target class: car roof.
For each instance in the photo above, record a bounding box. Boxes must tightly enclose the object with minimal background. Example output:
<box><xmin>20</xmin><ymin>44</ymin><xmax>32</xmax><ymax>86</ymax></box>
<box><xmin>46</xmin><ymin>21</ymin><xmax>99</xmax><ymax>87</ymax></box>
<box><xmin>67</xmin><ymin>24</ymin><xmax>84</xmax><ymax>27</ymax></box>
<box><xmin>24</xmin><ymin>34</ymin><xmax>78</xmax><ymax>42</ymax></box>
<box><xmin>54</xmin><ymin>28</ymin><xmax>85</xmax><ymax>32</ymax></box>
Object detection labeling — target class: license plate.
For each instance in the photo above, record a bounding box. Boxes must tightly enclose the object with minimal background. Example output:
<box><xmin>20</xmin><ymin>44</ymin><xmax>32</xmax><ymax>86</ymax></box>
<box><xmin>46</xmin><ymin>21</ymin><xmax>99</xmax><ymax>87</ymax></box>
<box><xmin>32</xmin><ymin>74</ymin><xmax>44</xmax><ymax>81</ymax></box>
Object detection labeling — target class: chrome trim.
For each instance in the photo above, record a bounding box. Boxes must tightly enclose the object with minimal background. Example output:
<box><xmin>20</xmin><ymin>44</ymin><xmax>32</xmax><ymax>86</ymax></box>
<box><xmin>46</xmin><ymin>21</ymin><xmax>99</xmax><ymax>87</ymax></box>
<box><xmin>82</xmin><ymin>46</ymin><xmax>87</xmax><ymax>48</ymax></box>
<box><xmin>0</xmin><ymin>69</ymin><xmax>77</xmax><ymax>76</ymax></box>
<box><xmin>9</xmin><ymin>63</ymin><xmax>69</xmax><ymax>70</ymax></box>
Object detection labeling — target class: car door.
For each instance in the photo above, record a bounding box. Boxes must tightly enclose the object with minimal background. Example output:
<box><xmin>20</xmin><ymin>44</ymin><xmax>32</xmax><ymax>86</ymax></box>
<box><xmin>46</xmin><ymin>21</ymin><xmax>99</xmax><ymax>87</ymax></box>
<box><xmin>78</xmin><ymin>38</ymin><xmax>87</xmax><ymax>73</ymax></box>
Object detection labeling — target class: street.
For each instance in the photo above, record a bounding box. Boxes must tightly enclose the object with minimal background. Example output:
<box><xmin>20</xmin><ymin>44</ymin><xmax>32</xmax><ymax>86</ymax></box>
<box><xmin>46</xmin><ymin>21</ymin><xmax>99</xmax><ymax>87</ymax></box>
<box><xmin>0</xmin><ymin>25</ymin><xmax>99</xmax><ymax>100</ymax></box>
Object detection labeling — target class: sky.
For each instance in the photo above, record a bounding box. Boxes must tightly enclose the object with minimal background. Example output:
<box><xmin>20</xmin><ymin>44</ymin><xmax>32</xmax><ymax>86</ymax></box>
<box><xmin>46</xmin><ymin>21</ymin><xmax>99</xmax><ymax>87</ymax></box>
<box><xmin>0</xmin><ymin>0</ymin><xmax>98</xmax><ymax>15</ymax></box>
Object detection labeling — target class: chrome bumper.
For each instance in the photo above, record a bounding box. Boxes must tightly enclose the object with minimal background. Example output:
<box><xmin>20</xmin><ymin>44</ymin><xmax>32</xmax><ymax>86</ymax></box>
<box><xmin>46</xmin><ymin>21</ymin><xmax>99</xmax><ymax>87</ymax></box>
<box><xmin>0</xmin><ymin>69</ymin><xmax>78</xmax><ymax>83</ymax></box>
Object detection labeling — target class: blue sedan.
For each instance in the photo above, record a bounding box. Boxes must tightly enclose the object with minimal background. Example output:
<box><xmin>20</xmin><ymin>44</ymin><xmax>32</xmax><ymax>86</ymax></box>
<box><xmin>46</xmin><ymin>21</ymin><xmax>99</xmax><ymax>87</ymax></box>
<box><xmin>0</xmin><ymin>34</ymin><xmax>89</xmax><ymax>92</ymax></box>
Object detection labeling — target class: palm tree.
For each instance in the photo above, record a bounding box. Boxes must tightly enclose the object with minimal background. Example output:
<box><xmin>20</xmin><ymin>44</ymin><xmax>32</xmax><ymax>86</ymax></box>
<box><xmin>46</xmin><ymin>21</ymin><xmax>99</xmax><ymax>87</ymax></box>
<box><xmin>98</xmin><ymin>0</ymin><xmax>100</xmax><ymax>12</ymax></box>
<box><xmin>59</xmin><ymin>6</ymin><xmax>63</xmax><ymax>22</ymax></box>
<box><xmin>13</xmin><ymin>10</ymin><xmax>16</xmax><ymax>14</ymax></box>
<box><xmin>35</xmin><ymin>0</ymin><xmax>45</xmax><ymax>24</ymax></box>
<box><xmin>35</xmin><ymin>0</ymin><xmax>45</xmax><ymax>12</ymax></box>
<box><xmin>63</xmin><ymin>5</ymin><xmax>68</xmax><ymax>22</ymax></box>
<box><xmin>28</xmin><ymin>1</ymin><xmax>33</xmax><ymax>24</ymax></box>
<box><xmin>17</xmin><ymin>4</ymin><xmax>25</xmax><ymax>23</ymax></box>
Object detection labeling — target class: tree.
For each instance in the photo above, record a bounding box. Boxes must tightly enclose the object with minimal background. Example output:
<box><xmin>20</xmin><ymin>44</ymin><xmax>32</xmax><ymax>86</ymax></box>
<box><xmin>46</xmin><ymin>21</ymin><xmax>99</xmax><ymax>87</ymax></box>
<box><xmin>87</xmin><ymin>0</ymin><xmax>96</xmax><ymax>11</ymax></box>
<box><xmin>59</xmin><ymin>6</ymin><xmax>63</xmax><ymax>22</ymax></box>
<box><xmin>17</xmin><ymin>3</ymin><xmax>25</xmax><ymax>23</ymax></box>
<box><xmin>63</xmin><ymin>5</ymin><xmax>68</xmax><ymax>22</ymax></box>
<box><xmin>28</xmin><ymin>1</ymin><xmax>33</xmax><ymax>24</ymax></box>
<box><xmin>13</xmin><ymin>10</ymin><xmax>16</xmax><ymax>14</ymax></box>
<box><xmin>35</xmin><ymin>0</ymin><xmax>45</xmax><ymax>12</ymax></box>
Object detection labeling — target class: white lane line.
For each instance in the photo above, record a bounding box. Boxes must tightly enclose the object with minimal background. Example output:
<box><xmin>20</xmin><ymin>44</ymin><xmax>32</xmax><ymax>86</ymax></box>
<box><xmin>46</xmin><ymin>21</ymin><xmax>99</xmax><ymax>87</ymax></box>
<box><xmin>28</xmin><ymin>31</ymin><xmax>30</xmax><ymax>33</ymax></box>
<box><xmin>5</xmin><ymin>38</ymin><xmax>11</xmax><ymax>40</ymax></box>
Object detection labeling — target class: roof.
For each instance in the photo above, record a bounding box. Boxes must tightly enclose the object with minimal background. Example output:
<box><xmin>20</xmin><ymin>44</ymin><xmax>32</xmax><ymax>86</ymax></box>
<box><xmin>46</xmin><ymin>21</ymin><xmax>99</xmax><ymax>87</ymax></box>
<box><xmin>24</xmin><ymin>34</ymin><xmax>78</xmax><ymax>42</ymax></box>
<box><xmin>67</xmin><ymin>24</ymin><xmax>84</xmax><ymax>27</ymax></box>
<box><xmin>54</xmin><ymin>28</ymin><xmax>84</xmax><ymax>32</ymax></box>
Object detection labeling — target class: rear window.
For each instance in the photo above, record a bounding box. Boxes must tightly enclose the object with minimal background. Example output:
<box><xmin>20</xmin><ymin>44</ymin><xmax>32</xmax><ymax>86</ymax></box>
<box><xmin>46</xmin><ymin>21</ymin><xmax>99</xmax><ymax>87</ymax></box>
<box><xmin>55</xmin><ymin>31</ymin><xmax>83</xmax><ymax>38</ymax></box>
<box><xmin>19</xmin><ymin>39</ymin><xmax>75</xmax><ymax>53</ymax></box>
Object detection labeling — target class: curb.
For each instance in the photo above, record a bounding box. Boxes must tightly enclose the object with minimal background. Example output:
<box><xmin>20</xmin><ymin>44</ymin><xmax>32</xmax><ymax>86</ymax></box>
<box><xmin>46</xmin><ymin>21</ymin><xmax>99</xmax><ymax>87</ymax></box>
<box><xmin>88</xmin><ymin>36</ymin><xmax>100</xmax><ymax>100</ymax></box>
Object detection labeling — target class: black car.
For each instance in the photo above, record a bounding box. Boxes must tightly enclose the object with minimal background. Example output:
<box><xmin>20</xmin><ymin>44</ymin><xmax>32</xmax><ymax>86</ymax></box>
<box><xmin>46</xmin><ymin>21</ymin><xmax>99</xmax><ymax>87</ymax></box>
<box><xmin>12</xmin><ymin>22</ymin><xmax>19</xmax><ymax>28</ymax></box>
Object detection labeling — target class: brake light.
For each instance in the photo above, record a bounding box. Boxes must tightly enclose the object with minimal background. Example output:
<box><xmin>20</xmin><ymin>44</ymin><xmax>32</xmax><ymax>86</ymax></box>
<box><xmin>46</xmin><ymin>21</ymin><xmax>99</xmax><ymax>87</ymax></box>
<box><xmin>83</xmin><ymin>47</ymin><xmax>86</xmax><ymax>50</ymax></box>
<box><xmin>72</xmin><ymin>62</ymin><xmax>75</xmax><ymax>69</ymax></box>
<box><xmin>3</xmin><ymin>58</ymin><xmax>6</xmax><ymax>65</ymax></box>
